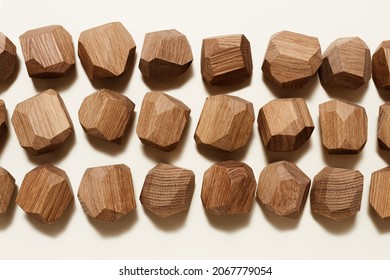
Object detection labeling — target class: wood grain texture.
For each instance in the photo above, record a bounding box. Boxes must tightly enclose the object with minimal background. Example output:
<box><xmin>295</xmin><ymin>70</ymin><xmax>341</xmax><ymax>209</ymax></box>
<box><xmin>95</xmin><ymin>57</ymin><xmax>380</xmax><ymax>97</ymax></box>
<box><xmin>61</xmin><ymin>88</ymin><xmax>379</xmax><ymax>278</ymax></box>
<box><xmin>258</xmin><ymin>98</ymin><xmax>314</xmax><ymax>152</ymax></box>
<box><xmin>201</xmin><ymin>34</ymin><xmax>252</xmax><ymax>85</ymax></box>
<box><xmin>78</xmin><ymin>164</ymin><xmax>136</xmax><ymax>222</ymax></box>
<box><xmin>310</xmin><ymin>167</ymin><xmax>363</xmax><ymax>221</ymax></box>
<box><xmin>370</xmin><ymin>167</ymin><xmax>390</xmax><ymax>220</ymax></box>
<box><xmin>378</xmin><ymin>102</ymin><xmax>390</xmax><ymax>150</ymax></box>
<box><xmin>194</xmin><ymin>95</ymin><xmax>254</xmax><ymax>152</ymax></box>
<box><xmin>319</xmin><ymin>99</ymin><xmax>367</xmax><ymax>154</ymax></box>
<box><xmin>19</xmin><ymin>25</ymin><xmax>75</xmax><ymax>78</ymax></box>
<box><xmin>11</xmin><ymin>89</ymin><xmax>74</xmax><ymax>155</ymax></box>
<box><xmin>140</xmin><ymin>163</ymin><xmax>195</xmax><ymax>218</ymax></box>
<box><xmin>372</xmin><ymin>41</ymin><xmax>390</xmax><ymax>89</ymax></box>
<box><xmin>262</xmin><ymin>30</ymin><xmax>322</xmax><ymax>89</ymax></box>
<box><xmin>257</xmin><ymin>161</ymin><xmax>311</xmax><ymax>219</ymax></box>
<box><xmin>0</xmin><ymin>99</ymin><xmax>7</xmax><ymax>138</ymax></box>
<box><xmin>139</xmin><ymin>29</ymin><xmax>193</xmax><ymax>80</ymax></box>
<box><xmin>201</xmin><ymin>161</ymin><xmax>256</xmax><ymax>216</ymax></box>
<box><xmin>79</xmin><ymin>89</ymin><xmax>135</xmax><ymax>144</ymax></box>
<box><xmin>78</xmin><ymin>22</ymin><xmax>136</xmax><ymax>80</ymax></box>
<box><xmin>136</xmin><ymin>92</ymin><xmax>190</xmax><ymax>151</ymax></box>
<box><xmin>16</xmin><ymin>164</ymin><xmax>74</xmax><ymax>224</ymax></box>
<box><xmin>0</xmin><ymin>167</ymin><xmax>15</xmax><ymax>216</ymax></box>
<box><xmin>0</xmin><ymin>32</ymin><xmax>17</xmax><ymax>83</ymax></box>
<box><xmin>319</xmin><ymin>37</ymin><xmax>371</xmax><ymax>89</ymax></box>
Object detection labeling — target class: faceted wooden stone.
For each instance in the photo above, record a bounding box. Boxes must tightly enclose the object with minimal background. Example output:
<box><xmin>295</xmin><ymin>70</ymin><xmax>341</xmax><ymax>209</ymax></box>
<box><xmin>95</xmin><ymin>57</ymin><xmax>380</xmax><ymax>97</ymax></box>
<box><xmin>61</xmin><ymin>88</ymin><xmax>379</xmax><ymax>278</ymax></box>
<box><xmin>0</xmin><ymin>32</ymin><xmax>17</xmax><ymax>83</ymax></box>
<box><xmin>372</xmin><ymin>41</ymin><xmax>390</xmax><ymax>89</ymax></box>
<box><xmin>378</xmin><ymin>102</ymin><xmax>390</xmax><ymax>150</ymax></box>
<box><xmin>319</xmin><ymin>37</ymin><xmax>371</xmax><ymax>89</ymax></box>
<box><xmin>139</xmin><ymin>29</ymin><xmax>193</xmax><ymax>80</ymax></box>
<box><xmin>370</xmin><ymin>167</ymin><xmax>390</xmax><ymax>220</ymax></box>
<box><xmin>201</xmin><ymin>161</ymin><xmax>256</xmax><ymax>216</ymax></box>
<box><xmin>319</xmin><ymin>99</ymin><xmax>367</xmax><ymax>154</ymax></box>
<box><xmin>12</xmin><ymin>89</ymin><xmax>74</xmax><ymax>155</ymax></box>
<box><xmin>0</xmin><ymin>167</ymin><xmax>15</xmax><ymax>216</ymax></box>
<box><xmin>16</xmin><ymin>164</ymin><xmax>73</xmax><ymax>224</ymax></box>
<box><xmin>19</xmin><ymin>25</ymin><xmax>75</xmax><ymax>78</ymax></box>
<box><xmin>194</xmin><ymin>95</ymin><xmax>254</xmax><ymax>152</ymax></box>
<box><xmin>258</xmin><ymin>98</ymin><xmax>314</xmax><ymax>152</ymax></box>
<box><xmin>257</xmin><ymin>161</ymin><xmax>311</xmax><ymax>219</ymax></box>
<box><xmin>201</xmin><ymin>34</ymin><xmax>253</xmax><ymax>85</ymax></box>
<box><xmin>78</xmin><ymin>164</ymin><xmax>136</xmax><ymax>222</ymax></box>
<box><xmin>310</xmin><ymin>167</ymin><xmax>363</xmax><ymax>221</ymax></box>
<box><xmin>140</xmin><ymin>163</ymin><xmax>195</xmax><ymax>218</ymax></box>
<box><xmin>136</xmin><ymin>92</ymin><xmax>190</xmax><ymax>151</ymax></box>
<box><xmin>78</xmin><ymin>22</ymin><xmax>136</xmax><ymax>80</ymax></box>
<box><xmin>262</xmin><ymin>30</ymin><xmax>322</xmax><ymax>89</ymax></box>
<box><xmin>79</xmin><ymin>89</ymin><xmax>135</xmax><ymax>144</ymax></box>
<box><xmin>0</xmin><ymin>99</ymin><xmax>7</xmax><ymax>138</ymax></box>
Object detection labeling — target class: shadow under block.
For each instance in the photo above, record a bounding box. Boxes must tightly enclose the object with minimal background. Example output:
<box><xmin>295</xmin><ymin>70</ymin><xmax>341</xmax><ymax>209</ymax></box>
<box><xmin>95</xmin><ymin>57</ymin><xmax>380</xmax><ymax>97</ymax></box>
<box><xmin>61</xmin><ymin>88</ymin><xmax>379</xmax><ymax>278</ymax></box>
<box><xmin>0</xmin><ymin>32</ymin><xmax>17</xmax><ymax>83</ymax></box>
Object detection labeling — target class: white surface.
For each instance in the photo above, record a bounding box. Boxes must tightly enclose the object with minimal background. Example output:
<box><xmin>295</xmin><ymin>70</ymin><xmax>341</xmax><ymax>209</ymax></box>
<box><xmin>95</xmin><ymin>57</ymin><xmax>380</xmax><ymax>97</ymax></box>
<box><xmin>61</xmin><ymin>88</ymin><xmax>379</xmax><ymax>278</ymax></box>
<box><xmin>0</xmin><ymin>0</ymin><xmax>390</xmax><ymax>260</ymax></box>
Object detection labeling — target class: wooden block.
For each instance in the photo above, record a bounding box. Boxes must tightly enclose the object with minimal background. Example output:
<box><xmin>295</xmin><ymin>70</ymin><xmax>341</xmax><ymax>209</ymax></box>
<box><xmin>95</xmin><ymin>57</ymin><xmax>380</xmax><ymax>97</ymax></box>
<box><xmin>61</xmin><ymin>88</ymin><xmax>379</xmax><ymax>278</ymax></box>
<box><xmin>370</xmin><ymin>167</ymin><xmax>390</xmax><ymax>220</ymax></box>
<box><xmin>78</xmin><ymin>164</ymin><xmax>136</xmax><ymax>222</ymax></box>
<box><xmin>201</xmin><ymin>34</ymin><xmax>252</xmax><ymax>85</ymax></box>
<box><xmin>0</xmin><ymin>167</ymin><xmax>15</xmax><ymax>216</ymax></box>
<box><xmin>201</xmin><ymin>161</ymin><xmax>256</xmax><ymax>216</ymax></box>
<box><xmin>19</xmin><ymin>25</ymin><xmax>75</xmax><ymax>78</ymax></box>
<box><xmin>139</xmin><ymin>29</ymin><xmax>193</xmax><ymax>80</ymax></box>
<box><xmin>310</xmin><ymin>167</ymin><xmax>363</xmax><ymax>221</ymax></box>
<box><xmin>258</xmin><ymin>98</ymin><xmax>314</xmax><ymax>152</ymax></box>
<box><xmin>319</xmin><ymin>99</ymin><xmax>367</xmax><ymax>154</ymax></box>
<box><xmin>0</xmin><ymin>32</ymin><xmax>17</xmax><ymax>83</ymax></box>
<box><xmin>257</xmin><ymin>161</ymin><xmax>311</xmax><ymax>219</ymax></box>
<box><xmin>194</xmin><ymin>95</ymin><xmax>254</xmax><ymax>152</ymax></box>
<box><xmin>372</xmin><ymin>41</ymin><xmax>390</xmax><ymax>89</ymax></box>
<box><xmin>378</xmin><ymin>103</ymin><xmax>390</xmax><ymax>150</ymax></box>
<box><xmin>78</xmin><ymin>22</ymin><xmax>136</xmax><ymax>80</ymax></box>
<box><xmin>11</xmin><ymin>89</ymin><xmax>74</xmax><ymax>155</ymax></box>
<box><xmin>16</xmin><ymin>164</ymin><xmax>73</xmax><ymax>224</ymax></box>
<box><xmin>0</xmin><ymin>99</ymin><xmax>7</xmax><ymax>138</ymax></box>
<box><xmin>262</xmin><ymin>30</ymin><xmax>322</xmax><ymax>89</ymax></box>
<box><xmin>319</xmin><ymin>37</ymin><xmax>371</xmax><ymax>89</ymax></box>
<box><xmin>140</xmin><ymin>163</ymin><xmax>195</xmax><ymax>218</ymax></box>
<box><xmin>79</xmin><ymin>89</ymin><xmax>135</xmax><ymax>144</ymax></box>
<box><xmin>136</xmin><ymin>92</ymin><xmax>190</xmax><ymax>151</ymax></box>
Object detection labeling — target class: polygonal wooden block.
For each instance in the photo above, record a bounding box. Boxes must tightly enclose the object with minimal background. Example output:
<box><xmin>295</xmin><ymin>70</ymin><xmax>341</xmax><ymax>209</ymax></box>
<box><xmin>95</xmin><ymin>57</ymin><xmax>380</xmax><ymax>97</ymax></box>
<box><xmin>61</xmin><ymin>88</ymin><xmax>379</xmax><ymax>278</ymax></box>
<box><xmin>78</xmin><ymin>22</ymin><xmax>136</xmax><ymax>80</ymax></box>
<box><xmin>319</xmin><ymin>99</ymin><xmax>367</xmax><ymax>154</ymax></box>
<box><xmin>0</xmin><ymin>99</ymin><xmax>7</xmax><ymax>138</ymax></box>
<box><xmin>16</xmin><ymin>164</ymin><xmax>73</xmax><ymax>224</ymax></box>
<box><xmin>262</xmin><ymin>30</ymin><xmax>322</xmax><ymax>89</ymax></box>
<box><xmin>201</xmin><ymin>161</ymin><xmax>256</xmax><ymax>216</ymax></box>
<box><xmin>79</xmin><ymin>89</ymin><xmax>135</xmax><ymax>144</ymax></box>
<box><xmin>19</xmin><ymin>25</ymin><xmax>75</xmax><ymax>78</ymax></box>
<box><xmin>0</xmin><ymin>167</ymin><xmax>15</xmax><ymax>216</ymax></box>
<box><xmin>258</xmin><ymin>98</ymin><xmax>314</xmax><ymax>152</ymax></box>
<box><xmin>78</xmin><ymin>164</ymin><xmax>136</xmax><ymax>222</ymax></box>
<box><xmin>378</xmin><ymin>103</ymin><xmax>390</xmax><ymax>150</ymax></box>
<box><xmin>0</xmin><ymin>32</ymin><xmax>17</xmax><ymax>83</ymax></box>
<box><xmin>12</xmin><ymin>89</ymin><xmax>74</xmax><ymax>155</ymax></box>
<box><xmin>257</xmin><ymin>161</ymin><xmax>311</xmax><ymax>219</ymax></box>
<box><xmin>140</xmin><ymin>163</ymin><xmax>195</xmax><ymax>218</ymax></box>
<box><xmin>373</xmin><ymin>41</ymin><xmax>390</xmax><ymax>89</ymax></box>
<box><xmin>139</xmin><ymin>29</ymin><xmax>193</xmax><ymax>80</ymax></box>
<box><xmin>319</xmin><ymin>37</ymin><xmax>371</xmax><ymax>89</ymax></box>
<box><xmin>310</xmin><ymin>167</ymin><xmax>363</xmax><ymax>221</ymax></box>
<box><xmin>370</xmin><ymin>167</ymin><xmax>390</xmax><ymax>220</ymax></box>
<box><xmin>201</xmin><ymin>34</ymin><xmax>253</xmax><ymax>85</ymax></box>
<box><xmin>194</xmin><ymin>95</ymin><xmax>254</xmax><ymax>152</ymax></box>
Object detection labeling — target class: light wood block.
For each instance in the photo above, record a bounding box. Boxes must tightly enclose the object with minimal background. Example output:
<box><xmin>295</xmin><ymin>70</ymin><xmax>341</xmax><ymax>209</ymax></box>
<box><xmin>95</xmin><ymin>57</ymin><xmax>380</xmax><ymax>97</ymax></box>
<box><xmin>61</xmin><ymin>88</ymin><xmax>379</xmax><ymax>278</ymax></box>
<box><xmin>0</xmin><ymin>167</ymin><xmax>15</xmax><ymax>216</ymax></box>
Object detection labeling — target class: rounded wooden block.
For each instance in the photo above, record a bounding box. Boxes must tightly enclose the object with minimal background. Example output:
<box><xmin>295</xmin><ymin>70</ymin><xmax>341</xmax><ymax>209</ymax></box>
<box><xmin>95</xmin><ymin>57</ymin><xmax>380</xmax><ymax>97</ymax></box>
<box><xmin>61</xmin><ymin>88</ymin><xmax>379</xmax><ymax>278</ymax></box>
<box><xmin>0</xmin><ymin>99</ymin><xmax>7</xmax><ymax>138</ymax></box>
<box><xmin>201</xmin><ymin>34</ymin><xmax>253</xmax><ymax>85</ymax></box>
<box><xmin>201</xmin><ymin>161</ymin><xmax>256</xmax><ymax>216</ymax></box>
<box><xmin>372</xmin><ymin>41</ymin><xmax>390</xmax><ymax>89</ymax></box>
<box><xmin>11</xmin><ymin>89</ymin><xmax>74</xmax><ymax>155</ymax></box>
<box><xmin>0</xmin><ymin>32</ymin><xmax>17</xmax><ymax>83</ymax></box>
<box><xmin>78</xmin><ymin>22</ymin><xmax>136</xmax><ymax>80</ymax></box>
<box><xmin>16</xmin><ymin>164</ymin><xmax>74</xmax><ymax>224</ymax></box>
<box><xmin>378</xmin><ymin>103</ymin><xmax>390</xmax><ymax>150</ymax></box>
<box><xmin>370</xmin><ymin>167</ymin><xmax>390</xmax><ymax>220</ymax></box>
<box><xmin>19</xmin><ymin>25</ymin><xmax>75</xmax><ymax>78</ymax></box>
<box><xmin>140</xmin><ymin>163</ymin><xmax>195</xmax><ymax>218</ymax></box>
<box><xmin>78</xmin><ymin>164</ymin><xmax>136</xmax><ymax>222</ymax></box>
<box><xmin>0</xmin><ymin>167</ymin><xmax>15</xmax><ymax>216</ymax></box>
<box><xmin>262</xmin><ymin>30</ymin><xmax>322</xmax><ymax>89</ymax></box>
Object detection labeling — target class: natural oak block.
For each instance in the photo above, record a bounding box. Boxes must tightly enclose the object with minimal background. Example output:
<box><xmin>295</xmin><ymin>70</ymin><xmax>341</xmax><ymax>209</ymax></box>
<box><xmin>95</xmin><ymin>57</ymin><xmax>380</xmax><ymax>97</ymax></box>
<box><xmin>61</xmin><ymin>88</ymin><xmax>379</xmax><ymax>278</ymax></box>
<box><xmin>372</xmin><ymin>41</ymin><xmax>390</xmax><ymax>89</ymax></box>
<box><xmin>16</xmin><ymin>164</ymin><xmax>73</xmax><ymax>224</ymax></box>
<box><xmin>78</xmin><ymin>164</ymin><xmax>136</xmax><ymax>222</ymax></box>
<box><xmin>139</xmin><ymin>29</ymin><xmax>193</xmax><ymax>80</ymax></box>
<box><xmin>12</xmin><ymin>89</ymin><xmax>74</xmax><ymax>155</ymax></box>
<box><xmin>0</xmin><ymin>32</ymin><xmax>17</xmax><ymax>83</ymax></box>
<box><xmin>79</xmin><ymin>89</ymin><xmax>135</xmax><ymax>144</ymax></box>
<box><xmin>310</xmin><ymin>167</ymin><xmax>363</xmax><ymax>221</ymax></box>
<box><xmin>257</xmin><ymin>161</ymin><xmax>311</xmax><ymax>219</ymax></box>
<box><xmin>0</xmin><ymin>167</ymin><xmax>15</xmax><ymax>216</ymax></box>
<box><xmin>201</xmin><ymin>34</ymin><xmax>253</xmax><ymax>85</ymax></box>
<box><xmin>194</xmin><ymin>95</ymin><xmax>254</xmax><ymax>152</ymax></box>
<box><xmin>78</xmin><ymin>22</ymin><xmax>136</xmax><ymax>80</ymax></box>
<box><xmin>19</xmin><ymin>25</ymin><xmax>75</xmax><ymax>78</ymax></box>
<box><xmin>140</xmin><ymin>163</ymin><xmax>195</xmax><ymax>218</ymax></box>
<box><xmin>0</xmin><ymin>99</ymin><xmax>7</xmax><ymax>138</ymax></box>
<box><xmin>319</xmin><ymin>37</ymin><xmax>371</xmax><ymax>89</ymax></box>
<box><xmin>319</xmin><ymin>99</ymin><xmax>367</xmax><ymax>154</ymax></box>
<box><xmin>378</xmin><ymin>102</ymin><xmax>390</xmax><ymax>150</ymax></box>
<box><xmin>370</xmin><ymin>167</ymin><xmax>390</xmax><ymax>220</ymax></box>
<box><xmin>201</xmin><ymin>161</ymin><xmax>256</xmax><ymax>216</ymax></box>
<box><xmin>258</xmin><ymin>98</ymin><xmax>314</xmax><ymax>152</ymax></box>
<box><xmin>262</xmin><ymin>30</ymin><xmax>322</xmax><ymax>89</ymax></box>
<box><xmin>136</xmin><ymin>92</ymin><xmax>190</xmax><ymax>151</ymax></box>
